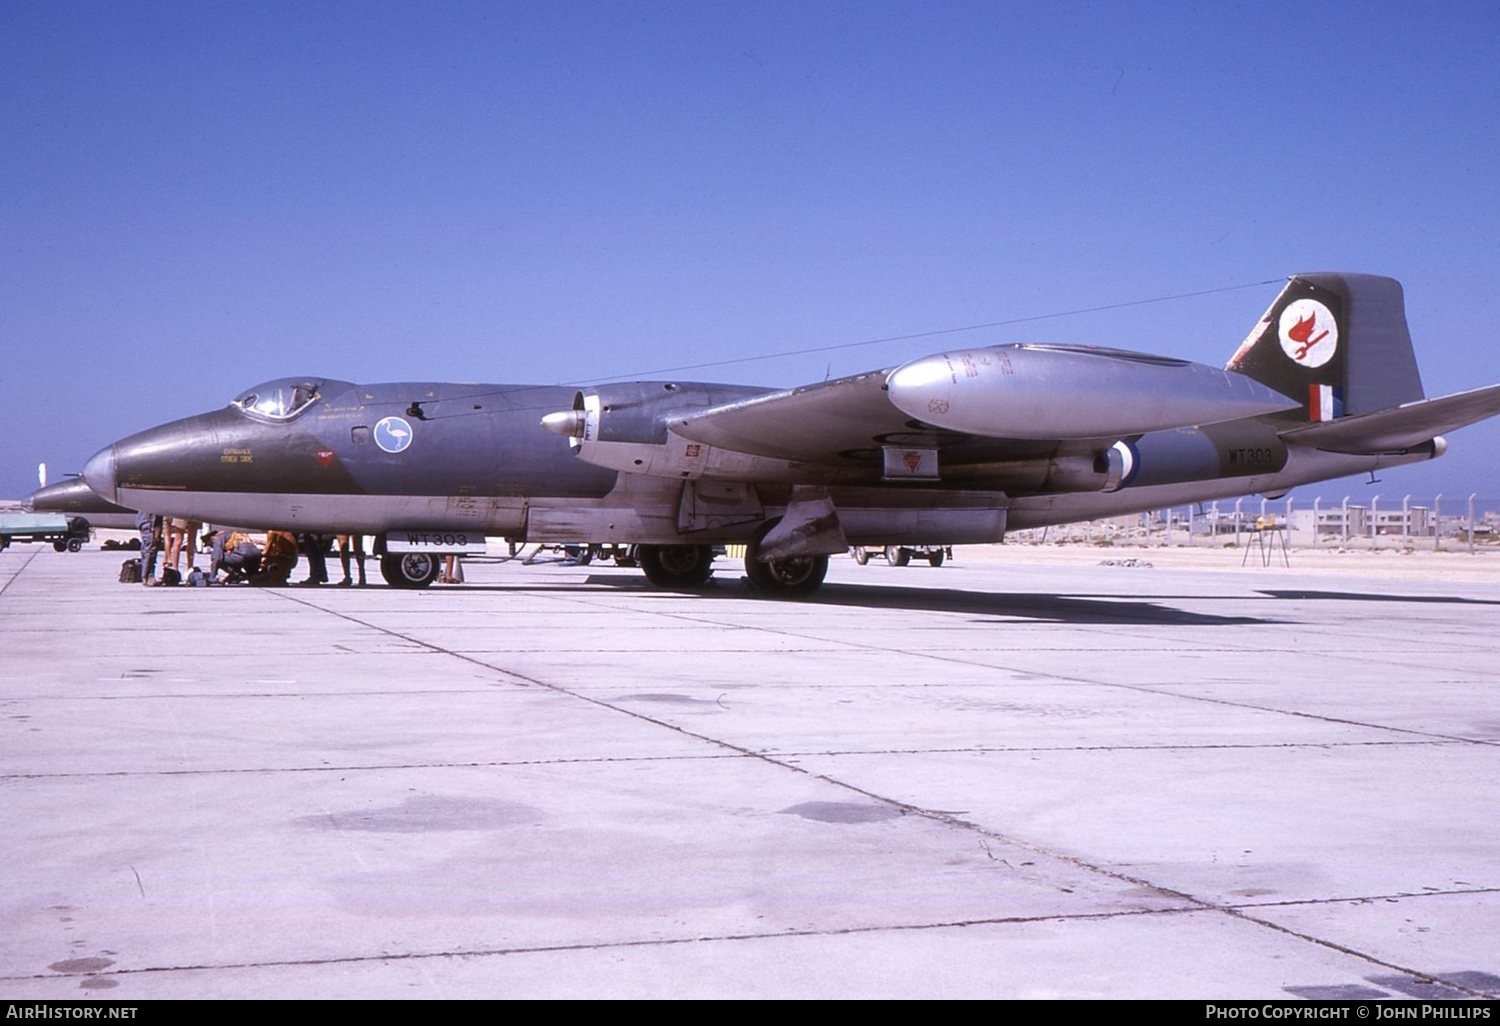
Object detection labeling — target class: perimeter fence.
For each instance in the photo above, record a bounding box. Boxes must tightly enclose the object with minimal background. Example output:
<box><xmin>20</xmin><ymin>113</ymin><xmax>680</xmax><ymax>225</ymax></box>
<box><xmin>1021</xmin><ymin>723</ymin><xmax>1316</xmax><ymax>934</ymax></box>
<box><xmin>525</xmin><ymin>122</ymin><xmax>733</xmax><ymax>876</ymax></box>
<box><xmin>1006</xmin><ymin>494</ymin><xmax>1500</xmax><ymax>553</ymax></box>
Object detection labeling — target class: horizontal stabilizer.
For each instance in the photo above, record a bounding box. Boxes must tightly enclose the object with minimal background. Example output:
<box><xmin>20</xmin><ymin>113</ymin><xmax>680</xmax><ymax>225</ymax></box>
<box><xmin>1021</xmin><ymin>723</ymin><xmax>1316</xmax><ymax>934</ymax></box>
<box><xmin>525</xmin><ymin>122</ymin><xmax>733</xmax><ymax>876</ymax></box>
<box><xmin>1279</xmin><ymin>382</ymin><xmax>1500</xmax><ymax>453</ymax></box>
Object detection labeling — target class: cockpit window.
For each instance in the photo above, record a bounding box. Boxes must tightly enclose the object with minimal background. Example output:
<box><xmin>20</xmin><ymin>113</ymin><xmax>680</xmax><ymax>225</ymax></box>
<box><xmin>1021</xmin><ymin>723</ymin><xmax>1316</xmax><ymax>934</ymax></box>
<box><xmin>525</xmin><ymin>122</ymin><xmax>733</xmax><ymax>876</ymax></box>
<box><xmin>231</xmin><ymin>379</ymin><xmax>332</xmax><ymax>421</ymax></box>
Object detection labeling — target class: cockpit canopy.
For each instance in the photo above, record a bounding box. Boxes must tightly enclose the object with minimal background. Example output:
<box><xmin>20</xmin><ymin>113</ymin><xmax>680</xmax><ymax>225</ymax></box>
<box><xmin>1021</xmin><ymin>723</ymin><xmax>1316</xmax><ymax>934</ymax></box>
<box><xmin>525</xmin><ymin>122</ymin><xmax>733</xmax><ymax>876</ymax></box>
<box><xmin>230</xmin><ymin>378</ymin><xmax>353</xmax><ymax>421</ymax></box>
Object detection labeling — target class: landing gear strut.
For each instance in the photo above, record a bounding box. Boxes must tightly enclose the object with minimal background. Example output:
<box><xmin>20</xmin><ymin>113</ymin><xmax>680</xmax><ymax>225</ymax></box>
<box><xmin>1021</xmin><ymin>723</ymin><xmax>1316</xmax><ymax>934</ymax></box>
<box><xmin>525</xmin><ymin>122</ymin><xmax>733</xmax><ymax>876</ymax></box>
<box><xmin>744</xmin><ymin>520</ymin><xmax>828</xmax><ymax>599</ymax></box>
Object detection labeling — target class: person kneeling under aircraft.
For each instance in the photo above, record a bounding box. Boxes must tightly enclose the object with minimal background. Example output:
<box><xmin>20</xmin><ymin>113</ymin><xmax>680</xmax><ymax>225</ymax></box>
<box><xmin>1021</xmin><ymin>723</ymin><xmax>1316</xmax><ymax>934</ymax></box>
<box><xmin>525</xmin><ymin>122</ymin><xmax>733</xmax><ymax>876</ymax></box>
<box><xmin>204</xmin><ymin>529</ymin><xmax>262</xmax><ymax>585</ymax></box>
<box><xmin>251</xmin><ymin>530</ymin><xmax>299</xmax><ymax>587</ymax></box>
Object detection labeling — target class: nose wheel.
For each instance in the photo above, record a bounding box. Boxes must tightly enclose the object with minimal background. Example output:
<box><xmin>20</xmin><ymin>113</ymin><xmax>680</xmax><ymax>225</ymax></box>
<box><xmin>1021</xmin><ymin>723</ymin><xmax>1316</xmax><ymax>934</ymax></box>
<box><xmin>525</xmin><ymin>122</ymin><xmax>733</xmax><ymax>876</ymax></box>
<box><xmin>380</xmin><ymin>552</ymin><xmax>440</xmax><ymax>589</ymax></box>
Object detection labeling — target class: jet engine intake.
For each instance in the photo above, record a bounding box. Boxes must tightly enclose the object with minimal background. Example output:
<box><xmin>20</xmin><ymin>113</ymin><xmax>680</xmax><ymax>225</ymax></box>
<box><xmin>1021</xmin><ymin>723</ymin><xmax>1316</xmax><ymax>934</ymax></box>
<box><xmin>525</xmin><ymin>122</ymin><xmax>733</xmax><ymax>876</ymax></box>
<box><xmin>541</xmin><ymin>382</ymin><xmax>770</xmax><ymax>479</ymax></box>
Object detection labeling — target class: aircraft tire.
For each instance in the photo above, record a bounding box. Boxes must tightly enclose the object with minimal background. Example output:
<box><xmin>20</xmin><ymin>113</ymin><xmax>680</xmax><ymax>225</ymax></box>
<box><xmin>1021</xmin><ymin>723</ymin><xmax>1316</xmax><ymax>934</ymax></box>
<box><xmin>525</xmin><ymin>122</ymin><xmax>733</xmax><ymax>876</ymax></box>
<box><xmin>745</xmin><ymin>522</ymin><xmax>828</xmax><ymax>599</ymax></box>
<box><xmin>885</xmin><ymin>545</ymin><xmax>910</xmax><ymax>567</ymax></box>
<box><xmin>380</xmin><ymin>552</ymin><xmax>440</xmax><ymax>589</ymax></box>
<box><xmin>637</xmin><ymin>544</ymin><xmax>715</xmax><ymax>589</ymax></box>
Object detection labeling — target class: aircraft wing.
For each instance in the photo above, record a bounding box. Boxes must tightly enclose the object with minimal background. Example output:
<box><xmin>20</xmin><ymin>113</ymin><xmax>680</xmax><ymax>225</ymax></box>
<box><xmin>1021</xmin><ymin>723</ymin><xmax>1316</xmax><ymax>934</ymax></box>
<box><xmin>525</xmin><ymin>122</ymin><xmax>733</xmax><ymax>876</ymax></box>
<box><xmin>1279</xmin><ymin>382</ymin><xmax>1500</xmax><ymax>453</ymax></box>
<box><xmin>666</xmin><ymin>368</ymin><xmax>1094</xmax><ymax>475</ymax></box>
<box><xmin>669</xmin><ymin>344</ymin><xmax>1299</xmax><ymax>468</ymax></box>
<box><xmin>669</xmin><ymin>370</ymin><xmax>939</xmax><ymax>463</ymax></box>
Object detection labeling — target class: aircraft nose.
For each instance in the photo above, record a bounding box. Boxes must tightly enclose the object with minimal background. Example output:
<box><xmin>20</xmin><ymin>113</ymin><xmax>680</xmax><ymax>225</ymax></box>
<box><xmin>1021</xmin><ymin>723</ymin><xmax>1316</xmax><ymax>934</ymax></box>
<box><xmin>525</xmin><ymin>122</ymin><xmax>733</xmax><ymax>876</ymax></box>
<box><xmin>82</xmin><ymin>446</ymin><xmax>118</xmax><ymax>504</ymax></box>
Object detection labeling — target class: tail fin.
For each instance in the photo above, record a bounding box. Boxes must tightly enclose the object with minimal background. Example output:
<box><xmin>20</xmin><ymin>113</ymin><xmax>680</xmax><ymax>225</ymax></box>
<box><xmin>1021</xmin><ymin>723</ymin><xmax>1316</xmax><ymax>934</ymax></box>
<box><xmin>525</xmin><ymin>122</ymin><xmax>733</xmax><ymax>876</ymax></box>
<box><xmin>1226</xmin><ymin>273</ymin><xmax>1425</xmax><ymax>423</ymax></box>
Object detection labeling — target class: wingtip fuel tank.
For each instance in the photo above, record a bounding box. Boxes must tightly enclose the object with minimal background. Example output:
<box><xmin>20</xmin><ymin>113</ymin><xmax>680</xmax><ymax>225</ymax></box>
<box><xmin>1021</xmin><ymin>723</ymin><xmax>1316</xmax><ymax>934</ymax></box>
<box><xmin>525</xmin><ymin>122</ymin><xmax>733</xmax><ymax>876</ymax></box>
<box><xmin>886</xmin><ymin>343</ymin><xmax>1301</xmax><ymax>440</ymax></box>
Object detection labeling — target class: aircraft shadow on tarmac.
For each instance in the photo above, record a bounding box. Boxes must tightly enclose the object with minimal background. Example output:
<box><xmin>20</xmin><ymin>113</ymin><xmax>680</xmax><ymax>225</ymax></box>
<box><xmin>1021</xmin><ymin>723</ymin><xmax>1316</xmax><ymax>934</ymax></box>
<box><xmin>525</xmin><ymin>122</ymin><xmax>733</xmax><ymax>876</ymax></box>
<box><xmin>303</xmin><ymin>572</ymin><xmax>1499</xmax><ymax>623</ymax></box>
<box><xmin>415</xmin><ymin>563</ymin><xmax>1500</xmax><ymax>621</ymax></box>
<box><xmin>785</xmin><ymin>582</ymin><xmax>1279</xmax><ymax>625</ymax></box>
<box><xmin>561</xmin><ymin>574</ymin><xmax>1282</xmax><ymax>627</ymax></box>
<box><xmin>1257</xmin><ymin>589</ymin><xmax>1500</xmax><ymax>606</ymax></box>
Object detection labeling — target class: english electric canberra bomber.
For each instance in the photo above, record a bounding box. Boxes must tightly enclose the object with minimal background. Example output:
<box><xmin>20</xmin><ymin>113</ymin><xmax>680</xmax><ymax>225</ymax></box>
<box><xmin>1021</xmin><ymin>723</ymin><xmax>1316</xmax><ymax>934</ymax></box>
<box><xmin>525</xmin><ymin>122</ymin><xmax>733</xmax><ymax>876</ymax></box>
<box><xmin>83</xmin><ymin>274</ymin><xmax>1500</xmax><ymax>596</ymax></box>
<box><xmin>26</xmin><ymin>477</ymin><xmax>138</xmax><ymax>530</ymax></box>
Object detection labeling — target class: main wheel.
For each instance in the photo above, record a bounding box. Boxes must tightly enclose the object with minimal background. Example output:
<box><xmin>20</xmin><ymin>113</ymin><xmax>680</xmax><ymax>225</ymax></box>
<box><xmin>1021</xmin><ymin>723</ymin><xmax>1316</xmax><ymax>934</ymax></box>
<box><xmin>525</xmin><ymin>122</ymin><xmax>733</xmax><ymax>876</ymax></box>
<box><xmin>885</xmin><ymin>545</ymin><xmax>910</xmax><ymax>566</ymax></box>
<box><xmin>380</xmin><ymin>552</ymin><xmax>440</xmax><ymax>589</ymax></box>
<box><xmin>637</xmin><ymin>544</ymin><xmax>715</xmax><ymax>589</ymax></box>
<box><xmin>745</xmin><ymin>522</ymin><xmax>828</xmax><ymax>599</ymax></box>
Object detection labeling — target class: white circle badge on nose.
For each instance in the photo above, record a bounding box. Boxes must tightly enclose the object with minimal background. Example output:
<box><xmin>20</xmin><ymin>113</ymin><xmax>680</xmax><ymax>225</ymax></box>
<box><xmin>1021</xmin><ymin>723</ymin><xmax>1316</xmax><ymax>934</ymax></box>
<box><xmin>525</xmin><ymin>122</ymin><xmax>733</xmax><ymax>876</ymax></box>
<box><xmin>374</xmin><ymin>416</ymin><xmax>414</xmax><ymax>454</ymax></box>
<box><xmin>1278</xmin><ymin>299</ymin><xmax>1339</xmax><ymax>369</ymax></box>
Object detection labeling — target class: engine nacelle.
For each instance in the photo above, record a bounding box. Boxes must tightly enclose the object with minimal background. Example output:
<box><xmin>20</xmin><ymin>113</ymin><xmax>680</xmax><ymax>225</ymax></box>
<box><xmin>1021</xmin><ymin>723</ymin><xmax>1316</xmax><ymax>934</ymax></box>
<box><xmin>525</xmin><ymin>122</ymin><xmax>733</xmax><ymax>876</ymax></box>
<box><xmin>1103</xmin><ymin>423</ymin><xmax>1289</xmax><ymax>492</ymax></box>
<box><xmin>541</xmin><ymin>382</ymin><xmax>776</xmax><ymax>479</ymax></box>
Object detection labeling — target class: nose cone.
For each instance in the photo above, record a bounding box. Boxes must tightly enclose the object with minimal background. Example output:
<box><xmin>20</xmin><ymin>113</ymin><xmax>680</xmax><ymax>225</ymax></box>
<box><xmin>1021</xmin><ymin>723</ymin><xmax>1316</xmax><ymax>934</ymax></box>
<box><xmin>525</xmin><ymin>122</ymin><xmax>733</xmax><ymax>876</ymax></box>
<box><xmin>82</xmin><ymin>445</ymin><xmax>119</xmax><ymax>504</ymax></box>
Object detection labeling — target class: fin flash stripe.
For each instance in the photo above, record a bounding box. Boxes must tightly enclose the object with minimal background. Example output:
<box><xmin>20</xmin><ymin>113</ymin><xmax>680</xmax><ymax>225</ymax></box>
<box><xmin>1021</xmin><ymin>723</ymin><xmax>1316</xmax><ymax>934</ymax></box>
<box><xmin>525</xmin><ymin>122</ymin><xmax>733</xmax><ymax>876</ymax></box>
<box><xmin>1309</xmin><ymin>383</ymin><xmax>1344</xmax><ymax>422</ymax></box>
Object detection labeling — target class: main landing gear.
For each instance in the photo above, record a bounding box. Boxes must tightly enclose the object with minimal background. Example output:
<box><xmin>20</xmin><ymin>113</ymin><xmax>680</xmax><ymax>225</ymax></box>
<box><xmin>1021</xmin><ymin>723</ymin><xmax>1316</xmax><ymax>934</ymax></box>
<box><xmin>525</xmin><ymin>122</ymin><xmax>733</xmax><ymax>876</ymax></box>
<box><xmin>743</xmin><ymin>520</ymin><xmax>828</xmax><ymax>600</ymax></box>
<box><xmin>636</xmin><ymin>544</ymin><xmax>716</xmax><ymax>589</ymax></box>
<box><xmin>631</xmin><ymin>531</ymin><xmax>830</xmax><ymax>599</ymax></box>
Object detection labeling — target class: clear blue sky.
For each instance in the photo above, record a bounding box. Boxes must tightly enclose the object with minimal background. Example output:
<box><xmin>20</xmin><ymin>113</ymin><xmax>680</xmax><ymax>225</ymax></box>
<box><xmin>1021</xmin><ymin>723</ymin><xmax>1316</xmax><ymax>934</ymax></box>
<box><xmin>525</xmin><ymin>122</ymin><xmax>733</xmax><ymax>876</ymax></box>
<box><xmin>3</xmin><ymin>0</ymin><xmax>1498</xmax><ymax>507</ymax></box>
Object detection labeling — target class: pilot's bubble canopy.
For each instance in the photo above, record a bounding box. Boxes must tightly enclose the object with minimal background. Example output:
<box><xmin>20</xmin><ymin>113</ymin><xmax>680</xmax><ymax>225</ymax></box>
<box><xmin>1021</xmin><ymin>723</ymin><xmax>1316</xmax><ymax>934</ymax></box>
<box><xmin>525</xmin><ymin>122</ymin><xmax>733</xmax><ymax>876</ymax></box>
<box><xmin>231</xmin><ymin>378</ymin><xmax>354</xmax><ymax>421</ymax></box>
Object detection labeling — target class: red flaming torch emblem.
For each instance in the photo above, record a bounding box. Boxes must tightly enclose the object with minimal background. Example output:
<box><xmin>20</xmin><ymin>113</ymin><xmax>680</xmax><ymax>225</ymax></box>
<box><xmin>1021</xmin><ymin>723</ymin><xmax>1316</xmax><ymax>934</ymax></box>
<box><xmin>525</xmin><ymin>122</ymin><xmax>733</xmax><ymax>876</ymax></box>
<box><xmin>1286</xmin><ymin>312</ymin><xmax>1329</xmax><ymax>360</ymax></box>
<box><xmin>1277</xmin><ymin>298</ymin><xmax>1339</xmax><ymax>369</ymax></box>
